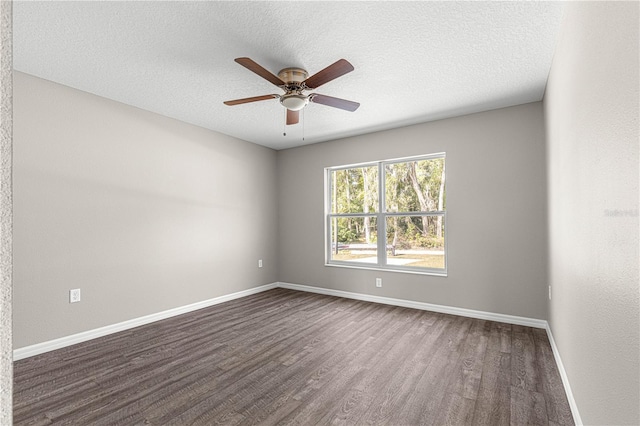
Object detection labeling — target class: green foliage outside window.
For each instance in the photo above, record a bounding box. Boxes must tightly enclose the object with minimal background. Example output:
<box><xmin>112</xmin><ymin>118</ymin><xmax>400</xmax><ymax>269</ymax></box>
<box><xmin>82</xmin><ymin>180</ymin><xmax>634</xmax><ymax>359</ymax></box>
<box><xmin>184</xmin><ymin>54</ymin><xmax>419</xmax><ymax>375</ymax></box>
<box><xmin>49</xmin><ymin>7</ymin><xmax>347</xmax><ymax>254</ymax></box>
<box><xmin>328</xmin><ymin>154</ymin><xmax>446</xmax><ymax>272</ymax></box>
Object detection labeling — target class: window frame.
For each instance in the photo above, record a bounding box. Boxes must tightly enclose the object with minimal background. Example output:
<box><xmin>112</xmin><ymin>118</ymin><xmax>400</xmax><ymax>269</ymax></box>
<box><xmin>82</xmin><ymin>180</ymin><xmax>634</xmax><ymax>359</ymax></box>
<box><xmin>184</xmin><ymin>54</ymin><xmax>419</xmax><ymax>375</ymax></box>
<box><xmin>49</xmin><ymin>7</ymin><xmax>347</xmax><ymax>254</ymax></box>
<box><xmin>325</xmin><ymin>153</ymin><xmax>447</xmax><ymax>276</ymax></box>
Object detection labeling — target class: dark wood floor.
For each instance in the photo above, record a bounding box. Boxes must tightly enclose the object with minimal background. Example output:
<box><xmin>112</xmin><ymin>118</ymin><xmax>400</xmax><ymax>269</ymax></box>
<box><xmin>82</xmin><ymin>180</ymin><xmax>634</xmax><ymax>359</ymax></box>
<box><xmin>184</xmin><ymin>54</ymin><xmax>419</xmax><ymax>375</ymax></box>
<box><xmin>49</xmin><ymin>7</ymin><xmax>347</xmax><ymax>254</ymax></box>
<box><xmin>14</xmin><ymin>288</ymin><xmax>574</xmax><ymax>425</ymax></box>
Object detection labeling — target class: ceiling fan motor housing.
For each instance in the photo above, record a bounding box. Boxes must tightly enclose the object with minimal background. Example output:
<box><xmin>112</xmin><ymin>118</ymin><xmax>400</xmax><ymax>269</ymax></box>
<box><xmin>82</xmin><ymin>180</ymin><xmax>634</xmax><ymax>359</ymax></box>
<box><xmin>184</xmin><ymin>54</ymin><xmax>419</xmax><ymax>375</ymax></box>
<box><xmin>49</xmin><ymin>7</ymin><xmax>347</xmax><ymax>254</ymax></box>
<box><xmin>278</xmin><ymin>67</ymin><xmax>308</xmax><ymax>85</ymax></box>
<box><xmin>278</xmin><ymin>67</ymin><xmax>310</xmax><ymax>110</ymax></box>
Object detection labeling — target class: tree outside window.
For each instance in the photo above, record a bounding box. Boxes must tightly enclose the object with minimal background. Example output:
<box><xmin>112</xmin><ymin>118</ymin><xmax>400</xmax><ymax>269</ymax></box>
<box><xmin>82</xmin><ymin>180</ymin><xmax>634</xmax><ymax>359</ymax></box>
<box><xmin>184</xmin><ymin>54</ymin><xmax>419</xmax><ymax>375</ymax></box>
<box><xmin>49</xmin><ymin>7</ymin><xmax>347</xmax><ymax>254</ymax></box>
<box><xmin>326</xmin><ymin>154</ymin><xmax>446</xmax><ymax>275</ymax></box>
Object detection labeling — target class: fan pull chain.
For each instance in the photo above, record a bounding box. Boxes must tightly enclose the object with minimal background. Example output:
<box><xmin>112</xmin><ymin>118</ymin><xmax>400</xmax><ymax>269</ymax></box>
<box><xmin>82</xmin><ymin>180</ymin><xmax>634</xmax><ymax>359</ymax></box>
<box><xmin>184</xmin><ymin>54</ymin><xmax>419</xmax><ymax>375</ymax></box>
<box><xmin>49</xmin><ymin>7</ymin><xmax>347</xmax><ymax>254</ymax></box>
<box><xmin>302</xmin><ymin>108</ymin><xmax>305</xmax><ymax>141</ymax></box>
<box><xmin>283</xmin><ymin>109</ymin><xmax>287</xmax><ymax>136</ymax></box>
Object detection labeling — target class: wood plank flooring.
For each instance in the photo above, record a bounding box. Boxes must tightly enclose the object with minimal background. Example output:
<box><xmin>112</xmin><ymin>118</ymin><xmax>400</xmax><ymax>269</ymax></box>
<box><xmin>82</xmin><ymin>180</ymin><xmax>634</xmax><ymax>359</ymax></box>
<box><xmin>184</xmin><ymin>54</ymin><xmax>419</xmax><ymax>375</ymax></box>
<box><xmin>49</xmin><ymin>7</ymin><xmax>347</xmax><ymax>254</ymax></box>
<box><xmin>14</xmin><ymin>288</ymin><xmax>574</xmax><ymax>425</ymax></box>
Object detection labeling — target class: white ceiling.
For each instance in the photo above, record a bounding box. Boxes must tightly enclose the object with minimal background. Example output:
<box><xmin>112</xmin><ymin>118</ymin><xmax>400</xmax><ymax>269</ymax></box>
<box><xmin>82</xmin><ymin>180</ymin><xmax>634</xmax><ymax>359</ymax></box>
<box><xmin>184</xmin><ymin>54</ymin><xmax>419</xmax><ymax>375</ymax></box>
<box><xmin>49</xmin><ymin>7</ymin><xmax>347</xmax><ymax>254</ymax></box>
<box><xmin>14</xmin><ymin>1</ymin><xmax>565</xmax><ymax>150</ymax></box>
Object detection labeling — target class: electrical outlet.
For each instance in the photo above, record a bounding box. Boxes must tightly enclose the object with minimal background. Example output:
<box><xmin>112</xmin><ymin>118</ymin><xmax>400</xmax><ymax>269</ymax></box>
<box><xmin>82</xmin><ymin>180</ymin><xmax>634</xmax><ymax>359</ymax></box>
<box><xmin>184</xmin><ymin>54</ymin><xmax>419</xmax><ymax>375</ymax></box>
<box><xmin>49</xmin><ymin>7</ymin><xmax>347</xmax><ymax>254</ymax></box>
<box><xmin>258</xmin><ymin>259</ymin><xmax>263</xmax><ymax>268</ymax></box>
<box><xmin>548</xmin><ymin>285</ymin><xmax>552</xmax><ymax>300</ymax></box>
<box><xmin>376</xmin><ymin>278</ymin><xmax>382</xmax><ymax>288</ymax></box>
<box><xmin>69</xmin><ymin>288</ymin><xmax>81</xmax><ymax>303</ymax></box>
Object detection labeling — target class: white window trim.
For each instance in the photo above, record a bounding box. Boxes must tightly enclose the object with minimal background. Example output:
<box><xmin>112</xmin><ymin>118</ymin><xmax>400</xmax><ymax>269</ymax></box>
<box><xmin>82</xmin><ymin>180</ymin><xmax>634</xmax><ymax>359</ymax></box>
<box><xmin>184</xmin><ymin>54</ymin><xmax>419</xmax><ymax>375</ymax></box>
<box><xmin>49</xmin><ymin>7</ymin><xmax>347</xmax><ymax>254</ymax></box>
<box><xmin>325</xmin><ymin>153</ymin><xmax>447</xmax><ymax>277</ymax></box>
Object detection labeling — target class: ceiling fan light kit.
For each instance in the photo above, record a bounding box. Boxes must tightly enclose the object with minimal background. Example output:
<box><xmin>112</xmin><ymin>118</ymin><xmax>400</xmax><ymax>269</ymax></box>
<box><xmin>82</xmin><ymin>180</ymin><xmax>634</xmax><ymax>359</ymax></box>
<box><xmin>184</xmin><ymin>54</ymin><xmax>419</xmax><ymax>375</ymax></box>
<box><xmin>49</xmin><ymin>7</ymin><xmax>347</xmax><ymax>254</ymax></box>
<box><xmin>280</xmin><ymin>94</ymin><xmax>308</xmax><ymax>111</ymax></box>
<box><xmin>224</xmin><ymin>57</ymin><xmax>360</xmax><ymax>126</ymax></box>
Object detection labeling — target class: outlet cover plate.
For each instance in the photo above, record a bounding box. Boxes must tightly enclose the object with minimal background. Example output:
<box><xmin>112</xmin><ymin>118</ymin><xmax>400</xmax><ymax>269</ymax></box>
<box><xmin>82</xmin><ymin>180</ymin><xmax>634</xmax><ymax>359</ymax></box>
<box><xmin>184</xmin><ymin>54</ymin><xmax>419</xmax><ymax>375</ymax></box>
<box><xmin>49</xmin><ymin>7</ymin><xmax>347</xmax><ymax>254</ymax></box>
<box><xmin>70</xmin><ymin>289</ymin><xmax>81</xmax><ymax>303</ymax></box>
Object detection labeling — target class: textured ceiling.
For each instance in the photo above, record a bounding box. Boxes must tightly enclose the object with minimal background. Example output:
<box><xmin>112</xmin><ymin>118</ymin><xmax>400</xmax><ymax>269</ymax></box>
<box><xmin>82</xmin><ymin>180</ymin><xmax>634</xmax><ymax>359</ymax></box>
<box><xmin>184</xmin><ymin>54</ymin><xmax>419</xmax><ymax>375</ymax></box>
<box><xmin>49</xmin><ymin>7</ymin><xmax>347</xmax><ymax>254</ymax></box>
<box><xmin>14</xmin><ymin>1</ymin><xmax>565</xmax><ymax>150</ymax></box>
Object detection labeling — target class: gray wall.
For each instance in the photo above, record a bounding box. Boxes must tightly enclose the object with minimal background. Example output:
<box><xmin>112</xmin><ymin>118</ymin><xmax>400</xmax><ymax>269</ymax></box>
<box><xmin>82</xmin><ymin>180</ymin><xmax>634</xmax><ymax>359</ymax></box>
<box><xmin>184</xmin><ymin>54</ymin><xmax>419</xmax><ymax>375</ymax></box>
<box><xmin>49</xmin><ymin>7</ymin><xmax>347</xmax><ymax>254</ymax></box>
<box><xmin>277</xmin><ymin>102</ymin><xmax>549</xmax><ymax>320</ymax></box>
<box><xmin>13</xmin><ymin>72</ymin><xmax>278</xmax><ymax>348</ymax></box>
<box><xmin>544</xmin><ymin>2</ymin><xmax>639</xmax><ymax>425</ymax></box>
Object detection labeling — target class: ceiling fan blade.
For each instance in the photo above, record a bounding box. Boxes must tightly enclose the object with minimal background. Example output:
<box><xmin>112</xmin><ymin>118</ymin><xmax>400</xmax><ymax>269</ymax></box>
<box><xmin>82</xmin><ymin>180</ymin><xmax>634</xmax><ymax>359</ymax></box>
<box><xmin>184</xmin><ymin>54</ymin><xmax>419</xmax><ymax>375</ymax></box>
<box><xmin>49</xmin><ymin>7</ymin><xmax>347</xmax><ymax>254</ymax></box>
<box><xmin>286</xmin><ymin>109</ymin><xmax>299</xmax><ymax>125</ymax></box>
<box><xmin>223</xmin><ymin>94</ymin><xmax>279</xmax><ymax>106</ymax></box>
<box><xmin>235</xmin><ymin>57</ymin><xmax>285</xmax><ymax>86</ymax></box>
<box><xmin>310</xmin><ymin>94</ymin><xmax>360</xmax><ymax>112</ymax></box>
<box><xmin>303</xmin><ymin>59</ymin><xmax>354</xmax><ymax>89</ymax></box>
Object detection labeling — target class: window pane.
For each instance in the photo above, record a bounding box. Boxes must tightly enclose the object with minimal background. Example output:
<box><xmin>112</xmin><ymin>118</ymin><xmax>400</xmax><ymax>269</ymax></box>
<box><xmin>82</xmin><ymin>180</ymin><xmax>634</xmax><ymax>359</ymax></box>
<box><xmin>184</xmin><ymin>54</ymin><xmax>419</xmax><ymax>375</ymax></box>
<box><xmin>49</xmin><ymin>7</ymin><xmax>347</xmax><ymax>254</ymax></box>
<box><xmin>331</xmin><ymin>166</ymin><xmax>378</xmax><ymax>214</ymax></box>
<box><xmin>330</xmin><ymin>216</ymin><xmax>378</xmax><ymax>264</ymax></box>
<box><xmin>386</xmin><ymin>215</ymin><xmax>445</xmax><ymax>269</ymax></box>
<box><xmin>385</xmin><ymin>158</ymin><xmax>445</xmax><ymax>213</ymax></box>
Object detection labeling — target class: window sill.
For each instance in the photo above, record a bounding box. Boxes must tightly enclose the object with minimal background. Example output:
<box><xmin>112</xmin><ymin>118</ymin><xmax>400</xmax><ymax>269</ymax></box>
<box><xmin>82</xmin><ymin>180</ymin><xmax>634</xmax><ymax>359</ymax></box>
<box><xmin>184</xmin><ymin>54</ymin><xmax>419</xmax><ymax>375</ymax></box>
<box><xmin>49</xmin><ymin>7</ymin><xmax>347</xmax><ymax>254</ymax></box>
<box><xmin>324</xmin><ymin>262</ymin><xmax>448</xmax><ymax>277</ymax></box>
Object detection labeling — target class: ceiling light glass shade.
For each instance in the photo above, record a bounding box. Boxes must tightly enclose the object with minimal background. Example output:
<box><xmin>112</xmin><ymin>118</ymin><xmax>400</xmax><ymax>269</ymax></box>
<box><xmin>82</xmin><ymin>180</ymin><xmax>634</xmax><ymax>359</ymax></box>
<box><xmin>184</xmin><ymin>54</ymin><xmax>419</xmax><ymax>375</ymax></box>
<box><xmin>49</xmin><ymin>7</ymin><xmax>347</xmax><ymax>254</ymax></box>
<box><xmin>280</xmin><ymin>94</ymin><xmax>308</xmax><ymax>111</ymax></box>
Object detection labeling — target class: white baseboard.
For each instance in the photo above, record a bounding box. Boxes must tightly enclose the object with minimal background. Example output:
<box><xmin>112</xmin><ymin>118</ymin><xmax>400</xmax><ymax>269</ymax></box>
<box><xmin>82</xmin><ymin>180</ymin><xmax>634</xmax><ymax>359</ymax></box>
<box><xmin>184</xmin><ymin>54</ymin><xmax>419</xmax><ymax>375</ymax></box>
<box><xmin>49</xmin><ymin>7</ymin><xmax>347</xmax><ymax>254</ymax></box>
<box><xmin>12</xmin><ymin>279</ymin><xmax>582</xmax><ymax>425</ymax></box>
<box><xmin>13</xmin><ymin>282</ymin><xmax>278</xmax><ymax>361</ymax></box>
<box><xmin>277</xmin><ymin>281</ymin><xmax>547</xmax><ymax>328</ymax></box>
<box><xmin>545</xmin><ymin>324</ymin><xmax>583</xmax><ymax>425</ymax></box>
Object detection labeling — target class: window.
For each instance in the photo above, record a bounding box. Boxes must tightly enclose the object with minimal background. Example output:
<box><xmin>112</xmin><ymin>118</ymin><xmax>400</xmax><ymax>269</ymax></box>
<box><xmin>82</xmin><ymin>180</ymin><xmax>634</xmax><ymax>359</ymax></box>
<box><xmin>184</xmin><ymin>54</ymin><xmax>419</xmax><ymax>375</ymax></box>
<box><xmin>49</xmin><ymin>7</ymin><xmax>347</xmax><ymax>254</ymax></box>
<box><xmin>326</xmin><ymin>153</ymin><xmax>446</xmax><ymax>275</ymax></box>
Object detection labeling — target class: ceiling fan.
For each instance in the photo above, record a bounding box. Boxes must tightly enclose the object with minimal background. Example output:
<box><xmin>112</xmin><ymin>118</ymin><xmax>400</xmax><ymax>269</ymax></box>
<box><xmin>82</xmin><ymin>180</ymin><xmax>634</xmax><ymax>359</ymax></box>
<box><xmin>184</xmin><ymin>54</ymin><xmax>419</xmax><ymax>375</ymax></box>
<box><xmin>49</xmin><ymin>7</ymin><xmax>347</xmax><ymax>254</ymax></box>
<box><xmin>224</xmin><ymin>57</ymin><xmax>360</xmax><ymax>125</ymax></box>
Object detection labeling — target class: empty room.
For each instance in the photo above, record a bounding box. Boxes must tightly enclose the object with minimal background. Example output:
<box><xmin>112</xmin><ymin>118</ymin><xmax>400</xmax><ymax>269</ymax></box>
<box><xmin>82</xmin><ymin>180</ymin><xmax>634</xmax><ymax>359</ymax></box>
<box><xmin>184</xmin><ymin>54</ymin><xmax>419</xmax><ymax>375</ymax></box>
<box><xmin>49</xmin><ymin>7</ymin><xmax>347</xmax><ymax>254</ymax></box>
<box><xmin>1</xmin><ymin>1</ymin><xmax>638</xmax><ymax>425</ymax></box>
